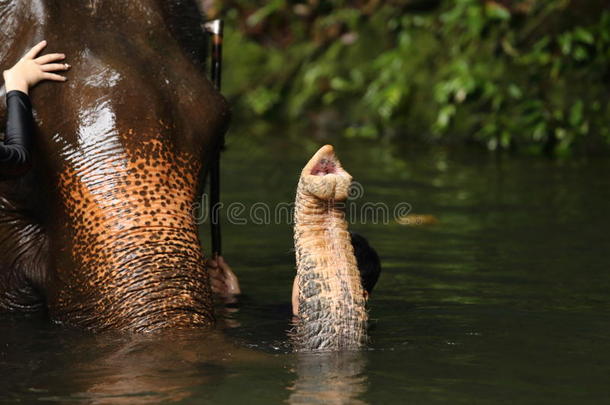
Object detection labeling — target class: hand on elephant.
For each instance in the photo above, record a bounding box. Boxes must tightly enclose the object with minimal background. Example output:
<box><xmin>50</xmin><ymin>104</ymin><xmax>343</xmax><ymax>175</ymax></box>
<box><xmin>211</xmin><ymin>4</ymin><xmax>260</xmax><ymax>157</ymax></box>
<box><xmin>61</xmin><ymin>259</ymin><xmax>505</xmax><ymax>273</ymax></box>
<box><xmin>3</xmin><ymin>40</ymin><xmax>70</xmax><ymax>94</ymax></box>
<box><xmin>208</xmin><ymin>256</ymin><xmax>241</xmax><ymax>296</ymax></box>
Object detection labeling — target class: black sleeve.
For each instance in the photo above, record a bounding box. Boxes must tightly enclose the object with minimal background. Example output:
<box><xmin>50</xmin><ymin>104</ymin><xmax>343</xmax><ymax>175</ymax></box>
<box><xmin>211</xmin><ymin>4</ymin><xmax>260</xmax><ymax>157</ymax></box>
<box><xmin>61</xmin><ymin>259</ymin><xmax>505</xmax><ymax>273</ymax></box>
<box><xmin>0</xmin><ymin>90</ymin><xmax>34</xmax><ymax>175</ymax></box>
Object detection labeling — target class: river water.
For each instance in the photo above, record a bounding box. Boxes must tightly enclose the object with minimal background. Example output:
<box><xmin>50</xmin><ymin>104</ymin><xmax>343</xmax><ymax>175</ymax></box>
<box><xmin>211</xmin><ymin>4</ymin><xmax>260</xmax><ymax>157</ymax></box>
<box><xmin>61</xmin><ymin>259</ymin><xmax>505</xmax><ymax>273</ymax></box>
<box><xmin>1</xmin><ymin>128</ymin><xmax>609</xmax><ymax>404</ymax></box>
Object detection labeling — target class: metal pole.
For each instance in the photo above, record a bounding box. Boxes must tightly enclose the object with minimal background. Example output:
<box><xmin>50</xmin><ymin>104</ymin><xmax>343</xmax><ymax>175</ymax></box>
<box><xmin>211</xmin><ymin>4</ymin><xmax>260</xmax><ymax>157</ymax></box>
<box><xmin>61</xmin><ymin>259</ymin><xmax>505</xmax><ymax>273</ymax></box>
<box><xmin>204</xmin><ymin>19</ymin><xmax>224</xmax><ymax>257</ymax></box>
<box><xmin>204</xmin><ymin>19</ymin><xmax>223</xmax><ymax>90</ymax></box>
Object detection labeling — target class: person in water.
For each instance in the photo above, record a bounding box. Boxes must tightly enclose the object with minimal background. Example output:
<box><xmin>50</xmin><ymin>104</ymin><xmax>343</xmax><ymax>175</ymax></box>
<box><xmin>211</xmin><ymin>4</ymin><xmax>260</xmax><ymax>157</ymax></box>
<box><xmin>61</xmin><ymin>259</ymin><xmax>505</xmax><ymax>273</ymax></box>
<box><xmin>209</xmin><ymin>232</ymin><xmax>381</xmax><ymax>315</ymax></box>
<box><xmin>1</xmin><ymin>40</ymin><xmax>69</xmax><ymax>175</ymax></box>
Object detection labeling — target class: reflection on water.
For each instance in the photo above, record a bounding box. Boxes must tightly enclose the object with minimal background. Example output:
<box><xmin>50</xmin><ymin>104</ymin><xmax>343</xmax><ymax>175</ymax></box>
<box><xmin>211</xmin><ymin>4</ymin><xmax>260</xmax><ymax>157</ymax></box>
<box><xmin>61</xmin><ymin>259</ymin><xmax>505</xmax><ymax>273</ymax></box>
<box><xmin>2</xmin><ymin>128</ymin><xmax>610</xmax><ymax>403</ymax></box>
<box><xmin>0</xmin><ymin>325</ymin><xmax>237</xmax><ymax>403</ymax></box>
<box><xmin>288</xmin><ymin>352</ymin><xmax>367</xmax><ymax>405</ymax></box>
<box><xmin>73</xmin><ymin>332</ymin><xmax>226</xmax><ymax>404</ymax></box>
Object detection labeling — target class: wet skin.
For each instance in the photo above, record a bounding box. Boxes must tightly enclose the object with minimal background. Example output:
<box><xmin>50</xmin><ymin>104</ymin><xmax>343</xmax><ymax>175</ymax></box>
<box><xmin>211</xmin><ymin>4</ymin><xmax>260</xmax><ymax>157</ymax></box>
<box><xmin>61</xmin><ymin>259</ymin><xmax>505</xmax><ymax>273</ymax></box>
<box><xmin>0</xmin><ymin>0</ymin><xmax>230</xmax><ymax>331</ymax></box>
<box><xmin>292</xmin><ymin>146</ymin><xmax>367</xmax><ymax>351</ymax></box>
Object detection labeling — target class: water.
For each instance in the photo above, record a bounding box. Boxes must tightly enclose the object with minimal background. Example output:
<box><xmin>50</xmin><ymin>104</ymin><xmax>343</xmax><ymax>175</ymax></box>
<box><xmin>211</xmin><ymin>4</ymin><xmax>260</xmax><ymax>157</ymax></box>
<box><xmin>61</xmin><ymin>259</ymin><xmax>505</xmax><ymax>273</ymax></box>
<box><xmin>1</xmin><ymin>128</ymin><xmax>610</xmax><ymax>404</ymax></box>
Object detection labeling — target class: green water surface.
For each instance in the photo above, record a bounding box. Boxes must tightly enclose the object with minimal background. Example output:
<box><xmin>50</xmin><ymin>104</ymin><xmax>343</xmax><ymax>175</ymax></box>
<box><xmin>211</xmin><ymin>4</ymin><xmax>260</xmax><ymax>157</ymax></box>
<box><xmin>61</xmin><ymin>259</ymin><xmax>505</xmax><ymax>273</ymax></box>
<box><xmin>1</xmin><ymin>128</ymin><xmax>609</xmax><ymax>404</ymax></box>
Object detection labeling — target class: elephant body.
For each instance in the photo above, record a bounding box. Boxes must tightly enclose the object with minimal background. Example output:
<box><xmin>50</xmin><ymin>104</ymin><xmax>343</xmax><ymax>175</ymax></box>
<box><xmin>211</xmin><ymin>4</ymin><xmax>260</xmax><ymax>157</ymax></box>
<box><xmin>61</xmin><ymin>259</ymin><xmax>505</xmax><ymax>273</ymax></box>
<box><xmin>0</xmin><ymin>0</ymin><xmax>229</xmax><ymax>331</ymax></box>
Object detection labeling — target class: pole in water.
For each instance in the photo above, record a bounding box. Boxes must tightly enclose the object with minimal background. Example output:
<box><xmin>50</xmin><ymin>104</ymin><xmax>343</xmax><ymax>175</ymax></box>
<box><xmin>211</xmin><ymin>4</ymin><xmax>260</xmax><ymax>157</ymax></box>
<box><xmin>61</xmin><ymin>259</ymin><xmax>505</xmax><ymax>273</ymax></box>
<box><xmin>204</xmin><ymin>19</ymin><xmax>224</xmax><ymax>257</ymax></box>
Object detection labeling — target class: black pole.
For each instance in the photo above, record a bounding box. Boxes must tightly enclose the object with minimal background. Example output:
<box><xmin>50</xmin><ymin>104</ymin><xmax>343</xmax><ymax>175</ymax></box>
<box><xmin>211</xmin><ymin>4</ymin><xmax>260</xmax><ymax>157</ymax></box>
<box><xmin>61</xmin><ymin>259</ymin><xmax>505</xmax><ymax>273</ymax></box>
<box><xmin>204</xmin><ymin>19</ymin><xmax>224</xmax><ymax>257</ymax></box>
<box><xmin>205</xmin><ymin>19</ymin><xmax>223</xmax><ymax>91</ymax></box>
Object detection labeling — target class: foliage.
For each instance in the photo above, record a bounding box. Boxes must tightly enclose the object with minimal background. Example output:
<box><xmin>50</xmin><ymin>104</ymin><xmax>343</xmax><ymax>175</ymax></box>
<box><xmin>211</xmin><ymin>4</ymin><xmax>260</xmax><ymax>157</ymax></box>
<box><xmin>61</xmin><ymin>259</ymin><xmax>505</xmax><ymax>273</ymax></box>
<box><xmin>207</xmin><ymin>0</ymin><xmax>610</xmax><ymax>156</ymax></box>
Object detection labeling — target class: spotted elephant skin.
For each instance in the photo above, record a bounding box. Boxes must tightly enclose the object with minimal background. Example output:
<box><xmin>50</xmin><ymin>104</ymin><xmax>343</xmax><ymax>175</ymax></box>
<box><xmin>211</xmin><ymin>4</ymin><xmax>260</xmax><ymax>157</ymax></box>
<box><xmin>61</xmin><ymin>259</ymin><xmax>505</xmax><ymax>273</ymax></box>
<box><xmin>0</xmin><ymin>0</ymin><xmax>230</xmax><ymax>332</ymax></box>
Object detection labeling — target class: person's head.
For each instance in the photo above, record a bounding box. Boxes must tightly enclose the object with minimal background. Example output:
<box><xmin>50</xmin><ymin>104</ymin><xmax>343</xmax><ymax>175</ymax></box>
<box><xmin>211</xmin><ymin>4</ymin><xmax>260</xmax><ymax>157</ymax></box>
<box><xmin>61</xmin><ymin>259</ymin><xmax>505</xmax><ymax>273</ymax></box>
<box><xmin>350</xmin><ymin>232</ymin><xmax>381</xmax><ymax>297</ymax></box>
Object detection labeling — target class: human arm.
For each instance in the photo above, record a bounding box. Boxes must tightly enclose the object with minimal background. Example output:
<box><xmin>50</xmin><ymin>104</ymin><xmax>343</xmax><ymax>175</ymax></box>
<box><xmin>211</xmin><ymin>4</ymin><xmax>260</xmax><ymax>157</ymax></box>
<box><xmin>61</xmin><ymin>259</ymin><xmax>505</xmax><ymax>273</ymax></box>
<box><xmin>0</xmin><ymin>90</ymin><xmax>34</xmax><ymax>172</ymax></box>
<box><xmin>1</xmin><ymin>40</ymin><xmax>69</xmax><ymax>174</ymax></box>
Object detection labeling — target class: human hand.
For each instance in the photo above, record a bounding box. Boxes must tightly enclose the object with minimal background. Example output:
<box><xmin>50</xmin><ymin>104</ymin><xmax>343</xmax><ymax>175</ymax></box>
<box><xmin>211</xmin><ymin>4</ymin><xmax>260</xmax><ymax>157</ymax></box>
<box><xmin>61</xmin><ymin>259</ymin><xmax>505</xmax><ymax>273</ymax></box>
<box><xmin>208</xmin><ymin>255</ymin><xmax>241</xmax><ymax>296</ymax></box>
<box><xmin>3</xmin><ymin>40</ymin><xmax>70</xmax><ymax>94</ymax></box>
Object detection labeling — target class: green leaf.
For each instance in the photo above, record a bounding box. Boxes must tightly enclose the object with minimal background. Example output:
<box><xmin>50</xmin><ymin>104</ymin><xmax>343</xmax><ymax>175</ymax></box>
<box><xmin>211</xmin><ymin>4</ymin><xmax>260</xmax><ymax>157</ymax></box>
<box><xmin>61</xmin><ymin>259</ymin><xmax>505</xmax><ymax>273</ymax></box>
<box><xmin>569</xmin><ymin>100</ymin><xmax>584</xmax><ymax>127</ymax></box>
<box><xmin>485</xmin><ymin>2</ymin><xmax>511</xmax><ymax>21</ymax></box>
<box><xmin>437</xmin><ymin>105</ymin><xmax>456</xmax><ymax>129</ymax></box>
<box><xmin>500</xmin><ymin>131</ymin><xmax>511</xmax><ymax>148</ymax></box>
<box><xmin>245</xmin><ymin>87</ymin><xmax>279</xmax><ymax>115</ymax></box>
<box><xmin>345</xmin><ymin>125</ymin><xmax>378</xmax><ymax>139</ymax></box>
<box><xmin>246</xmin><ymin>0</ymin><xmax>285</xmax><ymax>27</ymax></box>
<box><xmin>558</xmin><ymin>33</ymin><xmax>572</xmax><ymax>55</ymax></box>
<box><xmin>532</xmin><ymin>122</ymin><xmax>547</xmax><ymax>141</ymax></box>
<box><xmin>573</xmin><ymin>46</ymin><xmax>589</xmax><ymax>61</ymax></box>
<box><xmin>573</xmin><ymin>27</ymin><xmax>595</xmax><ymax>44</ymax></box>
<box><xmin>508</xmin><ymin>84</ymin><xmax>522</xmax><ymax>99</ymax></box>
<box><xmin>330</xmin><ymin>77</ymin><xmax>350</xmax><ymax>91</ymax></box>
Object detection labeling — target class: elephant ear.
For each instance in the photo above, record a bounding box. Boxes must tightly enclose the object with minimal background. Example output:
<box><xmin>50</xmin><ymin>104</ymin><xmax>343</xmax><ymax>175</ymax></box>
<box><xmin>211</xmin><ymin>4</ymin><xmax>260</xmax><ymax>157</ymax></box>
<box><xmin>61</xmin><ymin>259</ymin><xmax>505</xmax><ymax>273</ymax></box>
<box><xmin>159</xmin><ymin>0</ymin><xmax>209</xmax><ymax>73</ymax></box>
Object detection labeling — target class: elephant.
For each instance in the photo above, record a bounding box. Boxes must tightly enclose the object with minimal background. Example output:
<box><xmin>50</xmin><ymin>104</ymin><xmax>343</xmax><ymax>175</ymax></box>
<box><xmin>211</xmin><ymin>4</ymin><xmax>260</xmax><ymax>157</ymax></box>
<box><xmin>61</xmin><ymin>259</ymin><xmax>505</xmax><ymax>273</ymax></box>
<box><xmin>0</xmin><ymin>0</ymin><xmax>230</xmax><ymax>332</ymax></box>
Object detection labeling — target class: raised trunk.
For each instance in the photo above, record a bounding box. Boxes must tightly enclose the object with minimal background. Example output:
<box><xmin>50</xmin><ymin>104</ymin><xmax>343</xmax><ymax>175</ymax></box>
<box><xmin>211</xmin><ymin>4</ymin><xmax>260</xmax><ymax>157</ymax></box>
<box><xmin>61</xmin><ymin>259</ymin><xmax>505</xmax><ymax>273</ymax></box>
<box><xmin>293</xmin><ymin>145</ymin><xmax>367</xmax><ymax>351</ymax></box>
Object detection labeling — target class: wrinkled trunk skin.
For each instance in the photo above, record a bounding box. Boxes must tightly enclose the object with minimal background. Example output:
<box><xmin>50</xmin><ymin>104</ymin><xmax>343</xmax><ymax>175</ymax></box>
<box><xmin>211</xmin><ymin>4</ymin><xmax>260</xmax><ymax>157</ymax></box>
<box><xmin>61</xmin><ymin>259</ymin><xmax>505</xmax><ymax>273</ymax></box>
<box><xmin>0</xmin><ymin>0</ymin><xmax>229</xmax><ymax>331</ymax></box>
<box><xmin>293</xmin><ymin>145</ymin><xmax>367</xmax><ymax>351</ymax></box>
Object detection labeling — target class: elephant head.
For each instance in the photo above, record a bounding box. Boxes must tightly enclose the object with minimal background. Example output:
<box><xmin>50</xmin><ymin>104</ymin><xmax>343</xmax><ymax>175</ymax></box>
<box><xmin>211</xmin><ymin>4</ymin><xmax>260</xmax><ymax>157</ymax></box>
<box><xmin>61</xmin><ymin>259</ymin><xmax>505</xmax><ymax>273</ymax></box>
<box><xmin>0</xmin><ymin>0</ymin><xmax>229</xmax><ymax>331</ymax></box>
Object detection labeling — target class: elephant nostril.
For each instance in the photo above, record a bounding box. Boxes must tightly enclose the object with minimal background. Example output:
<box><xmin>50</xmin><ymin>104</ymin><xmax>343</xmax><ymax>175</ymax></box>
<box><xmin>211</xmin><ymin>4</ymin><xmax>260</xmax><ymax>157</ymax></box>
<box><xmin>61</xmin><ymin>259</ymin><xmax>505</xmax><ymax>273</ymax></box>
<box><xmin>311</xmin><ymin>159</ymin><xmax>337</xmax><ymax>176</ymax></box>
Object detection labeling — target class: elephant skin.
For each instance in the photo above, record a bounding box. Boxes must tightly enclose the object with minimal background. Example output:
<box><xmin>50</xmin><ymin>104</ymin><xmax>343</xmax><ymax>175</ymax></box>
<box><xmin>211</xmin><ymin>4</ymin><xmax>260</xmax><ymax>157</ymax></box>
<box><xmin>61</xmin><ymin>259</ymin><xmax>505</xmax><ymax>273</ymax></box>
<box><xmin>0</xmin><ymin>0</ymin><xmax>230</xmax><ymax>332</ymax></box>
<box><xmin>292</xmin><ymin>145</ymin><xmax>367</xmax><ymax>351</ymax></box>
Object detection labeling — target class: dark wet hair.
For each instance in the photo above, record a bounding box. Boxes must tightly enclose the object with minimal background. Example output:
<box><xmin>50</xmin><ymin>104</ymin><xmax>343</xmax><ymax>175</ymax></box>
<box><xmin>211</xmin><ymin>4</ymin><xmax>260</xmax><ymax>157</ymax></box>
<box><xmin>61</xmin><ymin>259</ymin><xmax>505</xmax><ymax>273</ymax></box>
<box><xmin>350</xmin><ymin>232</ymin><xmax>381</xmax><ymax>294</ymax></box>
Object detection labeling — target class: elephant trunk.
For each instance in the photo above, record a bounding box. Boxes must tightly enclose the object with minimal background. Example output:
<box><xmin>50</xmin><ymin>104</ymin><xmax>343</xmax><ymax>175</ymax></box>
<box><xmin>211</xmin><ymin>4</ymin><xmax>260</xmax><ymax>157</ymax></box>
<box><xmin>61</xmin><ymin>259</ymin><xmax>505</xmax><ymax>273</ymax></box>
<box><xmin>65</xmin><ymin>228</ymin><xmax>213</xmax><ymax>333</ymax></box>
<box><xmin>293</xmin><ymin>145</ymin><xmax>367</xmax><ymax>351</ymax></box>
<box><xmin>48</xmin><ymin>138</ymin><xmax>214</xmax><ymax>332</ymax></box>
